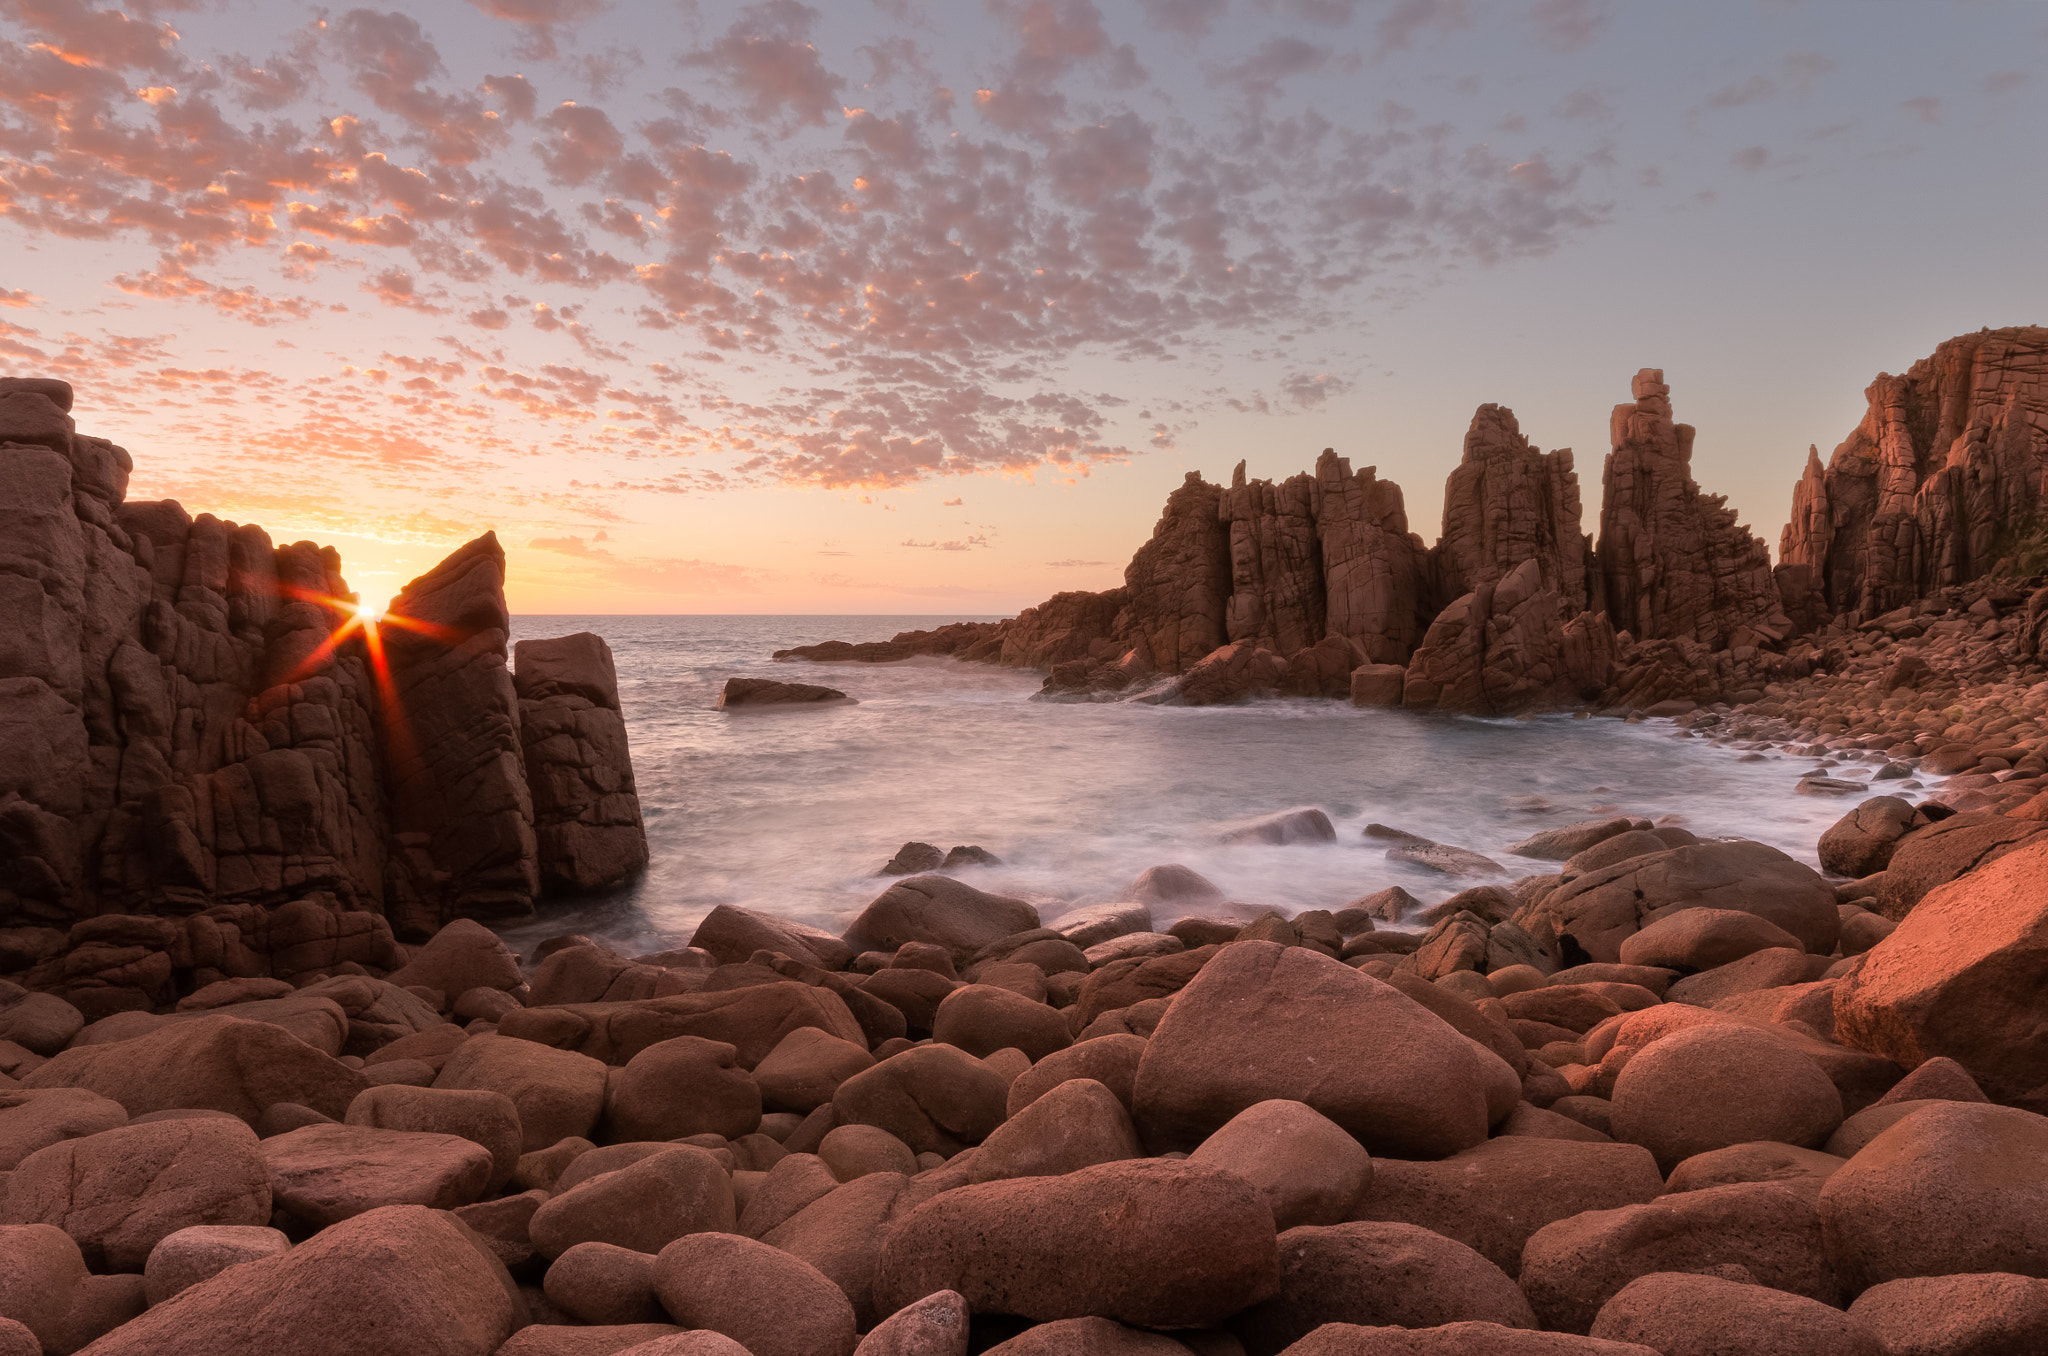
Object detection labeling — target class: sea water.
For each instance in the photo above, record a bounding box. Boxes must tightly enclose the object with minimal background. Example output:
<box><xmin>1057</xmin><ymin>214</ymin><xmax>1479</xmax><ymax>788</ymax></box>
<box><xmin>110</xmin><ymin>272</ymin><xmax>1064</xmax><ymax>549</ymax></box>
<box><xmin>504</xmin><ymin>615</ymin><xmax>1867</xmax><ymax>954</ymax></box>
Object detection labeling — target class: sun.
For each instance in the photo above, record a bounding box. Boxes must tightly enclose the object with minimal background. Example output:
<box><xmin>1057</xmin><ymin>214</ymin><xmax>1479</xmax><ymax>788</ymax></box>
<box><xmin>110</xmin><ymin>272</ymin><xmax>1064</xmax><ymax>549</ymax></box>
<box><xmin>353</xmin><ymin>585</ymin><xmax>394</xmax><ymax>624</ymax></box>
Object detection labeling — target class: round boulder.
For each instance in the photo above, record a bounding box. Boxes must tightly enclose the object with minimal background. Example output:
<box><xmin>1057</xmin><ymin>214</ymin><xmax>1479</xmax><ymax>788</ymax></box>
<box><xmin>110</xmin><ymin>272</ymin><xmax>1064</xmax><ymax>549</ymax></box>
<box><xmin>873</xmin><ymin>1158</ymin><xmax>1279</xmax><ymax>1329</ymax></box>
<box><xmin>1610</xmin><ymin>1024</ymin><xmax>1842</xmax><ymax>1172</ymax></box>
<box><xmin>1588</xmin><ymin>1272</ymin><xmax>1883</xmax><ymax>1355</ymax></box>
<box><xmin>602</xmin><ymin>1036</ymin><xmax>760</xmax><ymax>1143</ymax></box>
<box><xmin>1818</xmin><ymin>1101</ymin><xmax>2048</xmax><ymax>1292</ymax></box>
<box><xmin>1233</xmin><ymin>1220</ymin><xmax>1535</xmax><ymax>1355</ymax></box>
<box><xmin>1188</xmin><ymin>1099</ymin><xmax>1372</xmax><ymax>1231</ymax></box>
<box><xmin>932</xmin><ymin>985</ymin><xmax>1072</xmax><ymax>1062</ymax></box>
<box><xmin>1132</xmin><ymin>941</ymin><xmax>1491</xmax><ymax>1158</ymax></box>
<box><xmin>1846</xmin><ymin>1272</ymin><xmax>2048</xmax><ymax>1356</ymax></box>
<box><xmin>653</xmin><ymin>1231</ymin><xmax>857</xmax><ymax>1356</ymax></box>
<box><xmin>831</xmin><ymin>1043</ymin><xmax>1009</xmax><ymax>1156</ymax></box>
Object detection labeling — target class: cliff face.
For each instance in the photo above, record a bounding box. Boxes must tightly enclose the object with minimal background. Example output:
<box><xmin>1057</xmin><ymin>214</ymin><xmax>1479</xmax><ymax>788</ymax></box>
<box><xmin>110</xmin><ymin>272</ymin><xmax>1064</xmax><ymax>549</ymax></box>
<box><xmin>1781</xmin><ymin>327</ymin><xmax>2048</xmax><ymax>615</ymax></box>
<box><xmin>0</xmin><ymin>379</ymin><xmax>646</xmax><ymax>945</ymax></box>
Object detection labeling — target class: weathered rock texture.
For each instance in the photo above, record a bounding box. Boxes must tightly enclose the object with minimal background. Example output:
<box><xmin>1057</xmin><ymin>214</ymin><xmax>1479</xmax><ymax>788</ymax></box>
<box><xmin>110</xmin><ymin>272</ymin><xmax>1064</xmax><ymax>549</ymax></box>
<box><xmin>0</xmin><ymin>380</ymin><xmax>646</xmax><ymax>966</ymax></box>
<box><xmin>1434</xmin><ymin>404</ymin><xmax>1591</xmax><ymax>612</ymax></box>
<box><xmin>516</xmin><ymin>634</ymin><xmax>649</xmax><ymax>896</ymax></box>
<box><xmin>1782</xmin><ymin>326</ymin><xmax>2048</xmax><ymax>615</ymax></box>
<box><xmin>1595</xmin><ymin>369</ymin><xmax>1787</xmax><ymax>651</ymax></box>
<box><xmin>1402</xmin><ymin>561</ymin><xmax>1617</xmax><ymax>716</ymax></box>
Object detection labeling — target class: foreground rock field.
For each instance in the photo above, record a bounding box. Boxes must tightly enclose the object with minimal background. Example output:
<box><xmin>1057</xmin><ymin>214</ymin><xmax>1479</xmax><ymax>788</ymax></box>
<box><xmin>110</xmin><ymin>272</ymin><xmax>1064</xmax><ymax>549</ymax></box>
<box><xmin>4</xmin><ymin>758</ymin><xmax>2048</xmax><ymax>1355</ymax></box>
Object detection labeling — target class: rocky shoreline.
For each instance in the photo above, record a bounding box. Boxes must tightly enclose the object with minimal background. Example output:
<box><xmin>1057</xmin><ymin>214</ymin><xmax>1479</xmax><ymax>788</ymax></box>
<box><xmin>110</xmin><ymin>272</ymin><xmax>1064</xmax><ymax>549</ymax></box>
<box><xmin>4</xmin><ymin>329</ymin><xmax>2048</xmax><ymax>1353</ymax></box>
<box><xmin>3</xmin><ymin>761</ymin><xmax>2046</xmax><ymax>1353</ymax></box>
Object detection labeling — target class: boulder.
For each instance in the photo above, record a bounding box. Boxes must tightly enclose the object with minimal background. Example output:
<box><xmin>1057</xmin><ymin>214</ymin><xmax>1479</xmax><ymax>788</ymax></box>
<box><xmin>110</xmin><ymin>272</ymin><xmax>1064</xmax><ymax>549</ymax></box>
<box><xmin>1662</xmin><ymin>1142</ymin><xmax>1846</xmax><ymax>1197</ymax></box>
<box><xmin>1233</xmin><ymin>1220</ymin><xmax>1536</xmax><ymax>1354</ymax></box>
<box><xmin>1124</xmin><ymin>864</ymin><xmax>1227</xmax><ymax>907</ymax></box>
<box><xmin>21</xmin><ymin>1013</ymin><xmax>366</xmax><ymax>1122</ymax></box>
<box><xmin>737</xmin><ymin>1152</ymin><xmax>839</xmax><ymax>1239</ymax></box>
<box><xmin>498</xmin><ymin>981</ymin><xmax>866</xmax><ymax>1067</ymax></box>
<box><xmin>832</xmin><ymin>1043</ymin><xmax>1009</xmax><ymax>1156</ymax></box>
<box><xmin>0</xmin><ymin>988</ymin><xmax>82</xmax><ymax>1056</ymax></box>
<box><xmin>602</xmin><ymin>1036</ymin><xmax>761</xmax><ymax>1143</ymax></box>
<box><xmin>754</xmin><ymin>1027</ymin><xmax>876</xmax><ymax>1114</ymax></box>
<box><xmin>1174</xmin><ymin>640</ymin><xmax>1288</xmax><ymax>704</ymax></box>
<box><xmin>1833</xmin><ymin>840</ymin><xmax>2048</xmax><ymax>1111</ymax></box>
<box><xmin>141</xmin><ymin>1225</ymin><xmax>291</xmax><ymax>1306</ymax></box>
<box><xmin>1875</xmin><ymin>813</ymin><xmax>2048</xmax><ymax>920</ymax></box>
<box><xmin>981</xmin><ymin>1316</ymin><xmax>1187</xmax><ymax>1353</ymax></box>
<box><xmin>434</xmin><ymin>1034</ymin><xmax>607</xmax><ymax>1152</ymax></box>
<box><xmin>1</xmin><ymin>1116</ymin><xmax>270</xmax><ymax>1270</ymax></box>
<box><xmin>850</xmin><ymin>1289</ymin><xmax>968</xmax><ymax>1356</ymax></box>
<box><xmin>1846</xmin><ymin>1272</ymin><xmax>2048</xmax><ymax>1356</ymax></box>
<box><xmin>56</xmin><ymin>1205</ymin><xmax>520</xmax><ymax>1356</ymax></box>
<box><xmin>495</xmin><ymin>1325</ymin><xmax>691</xmax><ymax>1356</ymax></box>
<box><xmin>543</xmin><ymin>1241</ymin><xmax>665</xmax><ymax>1325</ymax></box>
<box><xmin>844</xmin><ymin>877</ymin><xmax>1040</xmax><ymax>963</ymax></box>
<box><xmin>1519</xmin><ymin>1181</ymin><xmax>1840</xmax><ymax>1333</ymax></box>
<box><xmin>1818</xmin><ymin>1101</ymin><xmax>2048</xmax><ymax>1292</ymax></box>
<box><xmin>1187</xmin><ymin>1100</ymin><xmax>1372</xmax><ymax>1231</ymax></box>
<box><xmin>947</xmin><ymin>1078</ymin><xmax>1142</xmax><ymax>1185</ymax></box>
<box><xmin>1610</xmin><ymin>1024</ymin><xmax>1843</xmax><ymax>1172</ymax></box>
<box><xmin>1216</xmin><ymin>808</ymin><xmax>1337</xmax><ymax>846</ymax></box>
<box><xmin>1048</xmin><ymin>902</ymin><xmax>1153</xmax><ymax>949</ymax></box>
<box><xmin>386</xmin><ymin>919</ymin><xmax>524</xmax><ymax>997</ymax></box>
<box><xmin>1350</xmin><ymin>663</ymin><xmax>1406</xmax><ymax>707</ymax></box>
<box><xmin>819</xmin><ymin>1124</ymin><xmax>918</xmax><ymax>1180</ymax></box>
<box><xmin>1008</xmin><ymin>1035</ymin><xmax>1147</xmax><ymax>1118</ymax></box>
<box><xmin>0</xmin><ymin>1087</ymin><xmax>127</xmax><ymax>1169</ymax></box>
<box><xmin>652</xmin><ymin>1231</ymin><xmax>857</xmax><ymax>1356</ymax></box>
<box><xmin>1540</xmin><ymin>841</ymin><xmax>1838</xmax><ymax>964</ymax></box>
<box><xmin>1816</xmin><ymin>797</ymin><xmax>1927</xmax><ymax>879</ymax></box>
<box><xmin>758</xmin><ymin>1170</ymin><xmax>926</xmax><ymax>1327</ymax></box>
<box><xmin>345</xmin><ymin>1085</ymin><xmax>523</xmax><ymax>1192</ymax></box>
<box><xmin>873</xmin><ymin>1159</ymin><xmax>1280</xmax><ymax>1328</ymax></box>
<box><xmin>1348</xmin><ymin>1136</ymin><xmax>1664</xmax><ymax>1277</ymax></box>
<box><xmin>932</xmin><ymin>984</ymin><xmax>1071</xmax><ymax>1062</ymax></box>
<box><xmin>528</xmin><ymin>1147</ymin><xmax>735</xmax><ymax>1260</ymax></box>
<box><xmin>259</xmin><ymin>1123</ymin><xmax>493</xmax><ymax>1226</ymax></box>
<box><xmin>1273</xmin><ymin>1325</ymin><xmax>1659</xmax><ymax>1354</ymax></box>
<box><xmin>688</xmin><ymin>904</ymin><xmax>856</xmax><ymax>972</ymax></box>
<box><xmin>1618</xmin><ymin>909</ymin><xmax>1807</xmax><ymax>973</ymax></box>
<box><xmin>1505</xmin><ymin>819</ymin><xmax>1640</xmax><ymax>862</ymax></box>
<box><xmin>718</xmin><ymin>676</ymin><xmax>853</xmax><ymax>707</ymax></box>
<box><xmin>0</xmin><ymin>1223</ymin><xmax>88</xmax><ymax>1349</ymax></box>
<box><xmin>1132</xmin><ymin>941</ymin><xmax>1492</xmax><ymax>1157</ymax></box>
<box><xmin>1588</xmin><ymin>1272</ymin><xmax>1883</xmax><ymax>1356</ymax></box>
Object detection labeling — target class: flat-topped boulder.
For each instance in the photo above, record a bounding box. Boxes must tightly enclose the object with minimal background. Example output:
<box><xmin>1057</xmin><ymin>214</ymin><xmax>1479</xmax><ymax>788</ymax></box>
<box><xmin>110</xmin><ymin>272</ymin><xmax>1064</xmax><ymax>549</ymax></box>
<box><xmin>718</xmin><ymin>677</ymin><xmax>855</xmax><ymax>708</ymax></box>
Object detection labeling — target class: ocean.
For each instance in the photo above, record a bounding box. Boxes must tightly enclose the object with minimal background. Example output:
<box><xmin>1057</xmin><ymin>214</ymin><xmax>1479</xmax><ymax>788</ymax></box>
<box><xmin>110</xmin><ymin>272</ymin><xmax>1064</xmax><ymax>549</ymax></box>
<box><xmin>503</xmin><ymin>615</ymin><xmax>1870</xmax><ymax>956</ymax></box>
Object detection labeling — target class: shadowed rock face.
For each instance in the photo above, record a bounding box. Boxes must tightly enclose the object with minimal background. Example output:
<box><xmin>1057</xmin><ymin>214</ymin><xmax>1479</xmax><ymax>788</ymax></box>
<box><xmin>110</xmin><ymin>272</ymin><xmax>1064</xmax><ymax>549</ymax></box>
<box><xmin>517</xmin><ymin>634</ymin><xmax>650</xmax><ymax>897</ymax></box>
<box><xmin>1782</xmin><ymin>326</ymin><xmax>2048</xmax><ymax>616</ymax></box>
<box><xmin>1596</xmin><ymin>369</ymin><xmax>1788</xmax><ymax>651</ymax></box>
<box><xmin>1116</xmin><ymin>471</ymin><xmax>1232</xmax><ymax>672</ymax></box>
<box><xmin>1435</xmin><ymin>403</ymin><xmax>1591</xmax><ymax>613</ymax></box>
<box><xmin>0</xmin><ymin>380</ymin><xmax>646</xmax><ymax>949</ymax></box>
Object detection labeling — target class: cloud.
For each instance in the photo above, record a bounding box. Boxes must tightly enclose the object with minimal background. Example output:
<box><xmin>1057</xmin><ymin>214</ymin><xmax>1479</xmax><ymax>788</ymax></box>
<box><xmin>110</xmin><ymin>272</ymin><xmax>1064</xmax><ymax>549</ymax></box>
<box><xmin>901</xmin><ymin>534</ymin><xmax>989</xmax><ymax>550</ymax></box>
<box><xmin>1900</xmin><ymin>96</ymin><xmax>1941</xmax><ymax>124</ymax></box>
<box><xmin>529</xmin><ymin>533</ymin><xmax>611</xmax><ymax>556</ymax></box>
<box><xmin>1529</xmin><ymin>0</ymin><xmax>1608</xmax><ymax>52</ymax></box>
<box><xmin>942</xmin><ymin>496</ymin><xmax>962</xmax><ymax>505</ymax></box>
<box><xmin>1729</xmin><ymin>145</ymin><xmax>1770</xmax><ymax>172</ymax></box>
<box><xmin>1703</xmin><ymin>75</ymin><xmax>1776</xmax><ymax>112</ymax></box>
<box><xmin>1046</xmin><ymin>558</ymin><xmax>1108</xmax><ymax>566</ymax></box>
<box><xmin>1983</xmin><ymin>70</ymin><xmax>2032</xmax><ymax>96</ymax></box>
<box><xmin>0</xmin><ymin>290</ymin><xmax>39</xmax><ymax>308</ymax></box>
<box><xmin>1137</xmin><ymin>0</ymin><xmax>1227</xmax><ymax>38</ymax></box>
<box><xmin>1281</xmin><ymin>371</ymin><xmax>1353</xmax><ymax>406</ymax></box>
<box><xmin>683</xmin><ymin>2</ymin><xmax>844</xmax><ymax>133</ymax></box>
<box><xmin>1207</xmin><ymin>38</ymin><xmax>1353</xmax><ymax>102</ymax></box>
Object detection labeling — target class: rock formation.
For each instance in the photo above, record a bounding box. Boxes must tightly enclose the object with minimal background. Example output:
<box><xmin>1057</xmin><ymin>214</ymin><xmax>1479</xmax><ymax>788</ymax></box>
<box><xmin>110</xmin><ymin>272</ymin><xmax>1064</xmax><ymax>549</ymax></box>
<box><xmin>1220</xmin><ymin>465</ymin><xmax>1324</xmax><ymax>656</ymax></box>
<box><xmin>1781</xmin><ymin>326</ymin><xmax>2048</xmax><ymax>616</ymax></box>
<box><xmin>518</xmin><ymin>634</ymin><xmax>650</xmax><ymax>896</ymax></box>
<box><xmin>0</xmin><ymin>378</ymin><xmax>646</xmax><ymax>953</ymax></box>
<box><xmin>1595</xmin><ymin>369</ymin><xmax>1788</xmax><ymax>651</ymax></box>
<box><xmin>1114</xmin><ymin>471</ymin><xmax>1231</xmax><ymax>672</ymax></box>
<box><xmin>1434</xmin><ymin>404</ymin><xmax>1591</xmax><ymax>611</ymax></box>
<box><xmin>1402</xmin><ymin>561</ymin><xmax>1617</xmax><ymax>715</ymax></box>
<box><xmin>1308</xmin><ymin>449</ymin><xmax>1433</xmax><ymax>664</ymax></box>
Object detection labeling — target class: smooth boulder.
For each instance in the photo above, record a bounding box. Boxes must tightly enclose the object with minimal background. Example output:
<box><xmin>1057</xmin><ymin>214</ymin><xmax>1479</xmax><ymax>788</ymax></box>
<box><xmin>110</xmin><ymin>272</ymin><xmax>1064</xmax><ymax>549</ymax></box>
<box><xmin>1133</xmin><ymin>941</ymin><xmax>1490</xmax><ymax>1157</ymax></box>
<box><xmin>873</xmin><ymin>1159</ymin><xmax>1279</xmax><ymax>1328</ymax></box>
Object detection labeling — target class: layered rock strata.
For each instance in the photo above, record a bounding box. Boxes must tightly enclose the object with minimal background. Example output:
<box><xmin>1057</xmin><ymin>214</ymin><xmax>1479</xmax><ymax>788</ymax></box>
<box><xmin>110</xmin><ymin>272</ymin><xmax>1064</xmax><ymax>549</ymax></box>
<box><xmin>1783</xmin><ymin>327</ymin><xmax>2048</xmax><ymax>616</ymax></box>
<box><xmin>0</xmin><ymin>379</ymin><xmax>646</xmax><ymax>963</ymax></box>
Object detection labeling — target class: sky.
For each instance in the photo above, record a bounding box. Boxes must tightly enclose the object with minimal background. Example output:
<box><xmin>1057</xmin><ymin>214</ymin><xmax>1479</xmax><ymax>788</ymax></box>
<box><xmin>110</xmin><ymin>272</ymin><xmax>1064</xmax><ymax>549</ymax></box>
<box><xmin>3</xmin><ymin>0</ymin><xmax>2045</xmax><ymax>615</ymax></box>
